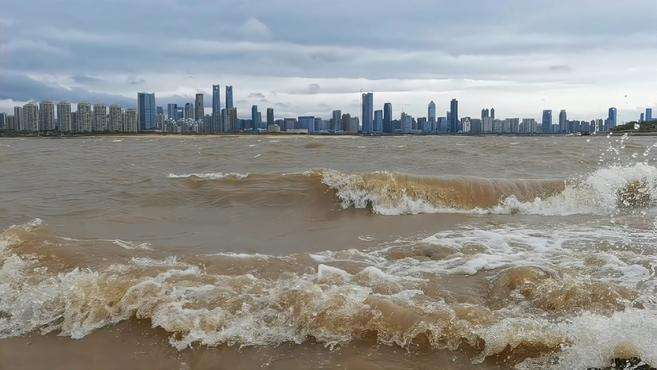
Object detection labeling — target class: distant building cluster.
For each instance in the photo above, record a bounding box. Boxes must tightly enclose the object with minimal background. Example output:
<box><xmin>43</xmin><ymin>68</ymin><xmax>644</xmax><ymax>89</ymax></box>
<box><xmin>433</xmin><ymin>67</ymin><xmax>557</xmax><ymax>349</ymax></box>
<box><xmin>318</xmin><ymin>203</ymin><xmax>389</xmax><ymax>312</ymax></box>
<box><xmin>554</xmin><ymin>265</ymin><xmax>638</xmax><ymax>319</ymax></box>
<box><xmin>0</xmin><ymin>84</ymin><xmax>651</xmax><ymax>136</ymax></box>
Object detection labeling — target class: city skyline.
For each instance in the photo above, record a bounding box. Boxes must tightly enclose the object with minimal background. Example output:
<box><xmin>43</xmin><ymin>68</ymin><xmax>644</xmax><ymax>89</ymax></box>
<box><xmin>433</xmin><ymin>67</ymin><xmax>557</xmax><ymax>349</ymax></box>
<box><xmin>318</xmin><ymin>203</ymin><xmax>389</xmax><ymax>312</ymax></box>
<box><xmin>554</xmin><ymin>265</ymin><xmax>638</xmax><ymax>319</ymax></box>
<box><xmin>1</xmin><ymin>1</ymin><xmax>656</xmax><ymax>121</ymax></box>
<box><xmin>3</xmin><ymin>82</ymin><xmax>652</xmax><ymax>135</ymax></box>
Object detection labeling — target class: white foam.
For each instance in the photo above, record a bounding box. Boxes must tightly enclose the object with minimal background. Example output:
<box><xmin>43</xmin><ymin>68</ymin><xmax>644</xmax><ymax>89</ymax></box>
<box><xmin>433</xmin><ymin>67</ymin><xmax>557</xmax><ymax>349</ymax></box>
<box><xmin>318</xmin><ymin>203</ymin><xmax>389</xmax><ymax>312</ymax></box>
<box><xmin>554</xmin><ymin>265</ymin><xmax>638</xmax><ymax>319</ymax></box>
<box><xmin>167</xmin><ymin>172</ymin><xmax>249</xmax><ymax>180</ymax></box>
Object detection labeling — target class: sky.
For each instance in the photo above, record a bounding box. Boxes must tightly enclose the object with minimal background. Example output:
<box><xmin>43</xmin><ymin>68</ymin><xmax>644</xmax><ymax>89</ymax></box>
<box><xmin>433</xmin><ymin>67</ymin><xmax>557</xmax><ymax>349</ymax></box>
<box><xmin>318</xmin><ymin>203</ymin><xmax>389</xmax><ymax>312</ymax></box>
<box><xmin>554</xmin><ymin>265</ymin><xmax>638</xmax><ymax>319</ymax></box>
<box><xmin>1</xmin><ymin>0</ymin><xmax>656</xmax><ymax>122</ymax></box>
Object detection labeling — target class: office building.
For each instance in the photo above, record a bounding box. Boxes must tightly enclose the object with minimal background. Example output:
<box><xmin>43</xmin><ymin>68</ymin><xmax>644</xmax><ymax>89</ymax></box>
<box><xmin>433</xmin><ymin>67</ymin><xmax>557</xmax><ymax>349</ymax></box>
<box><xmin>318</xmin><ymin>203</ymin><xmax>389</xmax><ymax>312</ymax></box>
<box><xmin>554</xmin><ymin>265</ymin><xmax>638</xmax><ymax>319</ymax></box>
<box><xmin>195</xmin><ymin>93</ymin><xmax>204</xmax><ymax>121</ymax></box>
<box><xmin>137</xmin><ymin>92</ymin><xmax>156</xmax><ymax>130</ymax></box>
<box><xmin>57</xmin><ymin>102</ymin><xmax>71</xmax><ymax>132</ymax></box>
<box><xmin>167</xmin><ymin>104</ymin><xmax>178</xmax><ymax>120</ymax></box>
<box><xmin>212</xmin><ymin>84</ymin><xmax>221</xmax><ymax>131</ymax></box>
<box><xmin>361</xmin><ymin>92</ymin><xmax>374</xmax><ymax>134</ymax></box>
<box><xmin>184</xmin><ymin>103</ymin><xmax>193</xmax><ymax>120</ymax></box>
<box><xmin>251</xmin><ymin>105</ymin><xmax>261</xmax><ymax>130</ymax></box>
<box><xmin>542</xmin><ymin>110</ymin><xmax>552</xmax><ymax>134</ymax></box>
<box><xmin>225</xmin><ymin>86</ymin><xmax>234</xmax><ymax>109</ymax></box>
<box><xmin>298</xmin><ymin>116</ymin><xmax>315</xmax><ymax>133</ymax></box>
<box><xmin>608</xmin><ymin>107</ymin><xmax>618</xmax><ymax>129</ymax></box>
<box><xmin>559</xmin><ymin>110</ymin><xmax>567</xmax><ymax>133</ymax></box>
<box><xmin>449</xmin><ymin>99</ymin><xmax>459</xmax><ymax>133</ymax></box>
<box><xmin>428</xmin><ymin>101</ymin><xmax>436</xmax><ymax>128</ymax></box>
<box><xmin>332</xmin><ymin>110</ymin><xmax>342</xmax><ymax>132</ymax></box>
<box><xmin>647</xmin><ymin>108</ymin><xmax>653</xmax><ymax>122</ymax></box>
<box><xmin>0</xmin><ymin>113</ymin><xmax>5</xmax><ymax>130</ymax></box>
<box><xmin>374</xmin><ymin>110</ymin><xmax>383</xmax><ymax>132</ymax></box>
<box><xmin>267</xmin><ymin>108</ymin><xmax>275</xmax><ymax>127</ymax></box>
<box><xmin>383</xmin><ymin>103</ymin><xmax>392</xmax><ymax>133</ymax></box>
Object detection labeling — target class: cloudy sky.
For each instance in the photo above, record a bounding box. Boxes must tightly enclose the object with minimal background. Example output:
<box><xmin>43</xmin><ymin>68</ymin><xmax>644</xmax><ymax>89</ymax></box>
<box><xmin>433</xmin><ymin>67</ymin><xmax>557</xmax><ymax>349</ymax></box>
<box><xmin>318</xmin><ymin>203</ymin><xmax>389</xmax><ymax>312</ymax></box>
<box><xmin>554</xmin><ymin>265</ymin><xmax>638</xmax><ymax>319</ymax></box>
<box><xmin>1</xmin><ymin>0</ymin><xmax>656</xmax><ymax>121</ymax></box>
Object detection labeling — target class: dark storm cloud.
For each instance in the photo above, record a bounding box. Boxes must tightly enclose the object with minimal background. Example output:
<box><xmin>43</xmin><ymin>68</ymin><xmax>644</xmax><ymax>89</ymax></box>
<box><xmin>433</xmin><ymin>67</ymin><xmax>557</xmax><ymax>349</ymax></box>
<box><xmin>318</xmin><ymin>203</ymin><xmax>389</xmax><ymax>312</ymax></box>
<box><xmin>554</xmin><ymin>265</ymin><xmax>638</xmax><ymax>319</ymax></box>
<box><xmin>0</xmin><ymin>72</ymin><xmax>134</xmax><ymax>106</ymax></box>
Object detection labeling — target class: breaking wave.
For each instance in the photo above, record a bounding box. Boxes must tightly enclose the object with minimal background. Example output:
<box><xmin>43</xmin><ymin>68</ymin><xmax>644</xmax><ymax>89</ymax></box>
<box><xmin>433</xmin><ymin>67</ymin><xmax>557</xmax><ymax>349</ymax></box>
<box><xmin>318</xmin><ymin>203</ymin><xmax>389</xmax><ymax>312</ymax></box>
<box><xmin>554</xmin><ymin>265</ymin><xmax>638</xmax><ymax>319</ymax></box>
<box><xmin>165</xmin><ymin>162</ymin><xmax>657</xmax><ymax>216</ymax></box>
<box><xmin>320</xmin><ymin>162</ymin><xmax>657</xmax><ymax>216</ymax></box>
<box><xmin>1</xmin><ymin>219</ymin><xmax>656</xmax><ymax>368</ymax></box>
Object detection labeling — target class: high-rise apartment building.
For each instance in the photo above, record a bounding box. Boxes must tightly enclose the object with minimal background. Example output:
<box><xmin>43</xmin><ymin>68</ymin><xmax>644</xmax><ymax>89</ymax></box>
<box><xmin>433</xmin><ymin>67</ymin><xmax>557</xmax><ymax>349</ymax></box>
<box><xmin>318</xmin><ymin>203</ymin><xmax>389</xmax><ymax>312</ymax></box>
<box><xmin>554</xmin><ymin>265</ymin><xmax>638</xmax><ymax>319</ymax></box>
<box><xmin>13</xmin><ymin>106</ymin><xmax>23</xmax><ymax>131</ymax></box>
<box><xmin>123</xmin><ymin>108</ymin><xmax>138</xmax><ymax>132</ymax></box>
<box><xmin>109</xmin><ymin>105</ymin><xmax>123</xmax><ymax>132</ymax></box>
<box><xmin>57</xmin><ymin>102</ymin><xmax>72</xmax><ymax>132</ymax></box>
<box><xmin>39</xmin><ymin>101</ymin><xmax>55</xmax><ymax>131</ymax></box>
<box><xmin>23</xmin><ymin>102</ymin><xmax>39</xmax><ymax>132</ymax></box>
<box><xmin>93</xmin><ymin>104</ymin><xmax>108</xmax><ymax>132</ymax></box>
<box><xmin>77</xmin><ymin>102</ymin><xmax>92</xmax><ymax>132</ymax></box>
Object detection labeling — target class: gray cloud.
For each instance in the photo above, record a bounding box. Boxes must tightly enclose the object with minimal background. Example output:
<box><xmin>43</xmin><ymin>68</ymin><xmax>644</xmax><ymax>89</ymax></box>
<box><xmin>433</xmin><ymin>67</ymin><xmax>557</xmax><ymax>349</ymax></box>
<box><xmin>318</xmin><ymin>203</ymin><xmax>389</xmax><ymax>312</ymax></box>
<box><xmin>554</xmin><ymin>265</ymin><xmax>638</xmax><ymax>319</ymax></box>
<box><xmin>1</xmin><ymin>0</ymin><xmax>656</xmax><ymax>121</ymax></box>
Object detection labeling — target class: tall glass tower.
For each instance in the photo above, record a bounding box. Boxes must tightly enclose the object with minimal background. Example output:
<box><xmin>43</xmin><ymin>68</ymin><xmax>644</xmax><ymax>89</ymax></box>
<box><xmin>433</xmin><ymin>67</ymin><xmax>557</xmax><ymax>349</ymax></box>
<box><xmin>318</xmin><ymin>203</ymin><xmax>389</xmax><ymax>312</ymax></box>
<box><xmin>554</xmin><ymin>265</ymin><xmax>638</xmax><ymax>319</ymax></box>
<box><xmin>449</xmin><ymin>99</ymin><xmax>459</xmax><ymax>133</ymax></box>
<box><xmin>225</xmin><ymin>86</ymin><xmax>234</xmax><ymax>110</ymax></box>
<box><xmin>361</xmin><ymin>92</ymin><xmax>373</xmax><ymax>134</ymax></box>
<box><xmin>542</xmin><ymin>110</ymin><xmax>552</xmax><ymax>134</ymax></box>
<box><xmin>137</xmin><ymin>92</ymin><xmax>155</xmax><ymax>131</ymax></box>
<box><xmin>383</xmin><ymin>103</ymin><xmax>392</xmax><ymax>133</ymax></box>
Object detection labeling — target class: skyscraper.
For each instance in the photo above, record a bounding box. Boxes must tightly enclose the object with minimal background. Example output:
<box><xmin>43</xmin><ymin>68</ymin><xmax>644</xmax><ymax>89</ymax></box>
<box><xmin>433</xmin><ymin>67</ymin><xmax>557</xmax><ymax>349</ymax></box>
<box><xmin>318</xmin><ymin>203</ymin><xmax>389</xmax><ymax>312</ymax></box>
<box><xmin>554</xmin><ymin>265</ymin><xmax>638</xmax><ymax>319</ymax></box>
<box><xmin>211</xmin><ymin>85</ymin><xmax>221</xmax><ymax>132</ymax></box>
<box><xmin>225</xmin><ymin>86</ymin><xmax>234</xmax><ymax>110</ymax></box>
<box><xmin>374</xmin><ymin>110</ymin><xmax>383</xmax><ymax>132</ymax></box>
<box><xmin>428</xmin><ymin>101</ymin><xmax>436</xmax><ymax>129</ymax></box>
<box><xmin>559</xmin><ymin>110</ymin><xmax>567</xmax><ymax>133</ymax></box>
<box><xmin>39</xmin><ymin>101</ymin><xmax>54</xmax><ymax>131</ymax></box>
<box><xmin>449</xmin><ymin>99</ymin><xmax>459</xmax><ymax>133</ymax></box>
<box><xmin>267</xmin><ymin>108</ymin><xmax>274</xmax><ymax>127</ymax></box>
<box><xmin>383</xmin><ymin>103</ymin><xmax>392</xmax><ymax>133</ymax></box>
<box><xmin>137</xmin><ymin>92</ymin><xmax>155</xmax><ymax>131</ymax></box>
<box><xmin>647</xmin><ymin>108</ymin><xmax>653</xmax><ymax>121</ymax></box>
<box><xmin>195</xmin><ymin>93</ymin><xmax>204</xmax><ymax>122</ymax></box>
<box><xmin>251</xmin><ymin>105</ymin><xmax>261</xmax><ymax>131</ymax></box>
<box><xmin>608</xmin><ymin>107</ymin><xmax>618</xmax><ymax>129</ymax></box>
<box><xmin>542</xmin><ymin>110</ymin><xmax>552</xmax><ymax>134</ymax></box>
<box><xmin>361</xmin><ymin>92</ymin><xmax>374</xmax><ymax>134</ymax></box>
<box><xmin>332</xmin><ymin>110</ymin><xmax>342</xmax><ymax>132</ymax></box>
<box><xmin>57</xmin><ymin>102</ymin><xmax>71</xmax><ymax>132</ymax></box>
<box><xmin>184</xmin><ymin>103</ymin><xmax>193</xmax><ymax>120</ymax></box>
<box><xmin>490</xmin><ymin>108</ymin><xmax>495</xmax><ymax>120</ymax></box>
<box><xmin>0</xmin><ymin>113</ymin><xmax>6</xmax><ymax>130</ymax></box>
